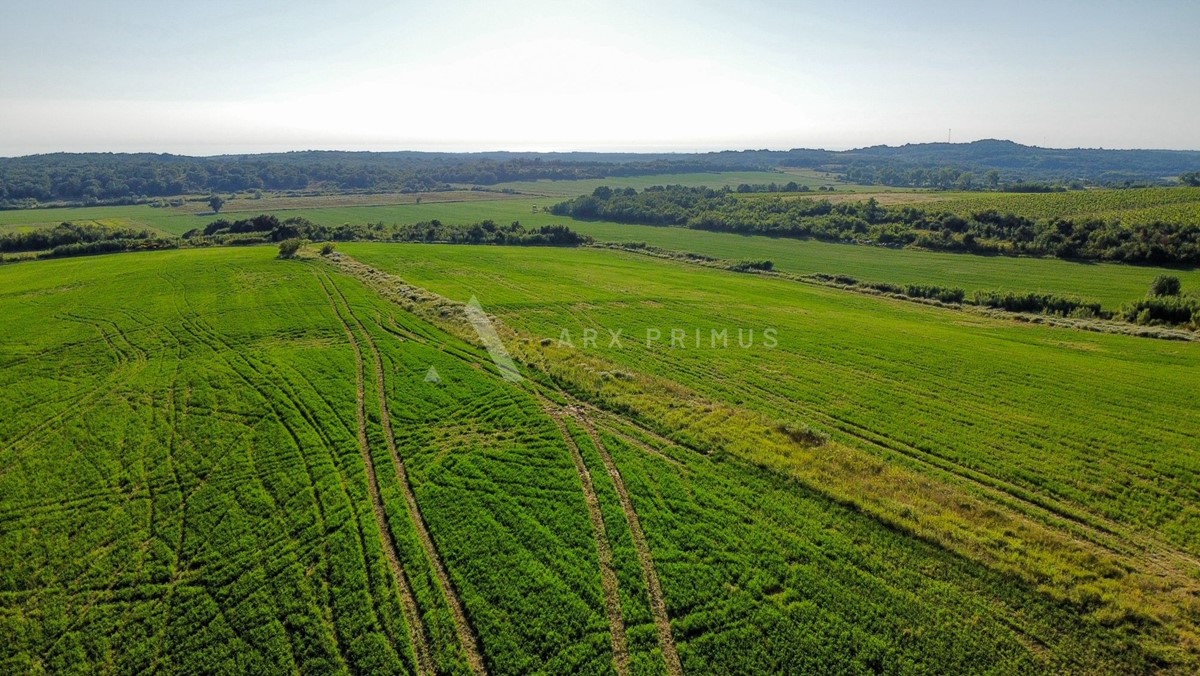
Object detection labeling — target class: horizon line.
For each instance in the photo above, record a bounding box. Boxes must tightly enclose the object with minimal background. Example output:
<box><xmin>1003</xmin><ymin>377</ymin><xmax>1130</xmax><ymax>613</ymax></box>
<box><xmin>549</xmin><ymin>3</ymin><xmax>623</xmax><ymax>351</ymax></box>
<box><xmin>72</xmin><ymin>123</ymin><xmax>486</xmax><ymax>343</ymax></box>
<box><xmin>6</xmin><ymin>138</ymin><xmax>1200</xmax><ymax>160</ymax></box>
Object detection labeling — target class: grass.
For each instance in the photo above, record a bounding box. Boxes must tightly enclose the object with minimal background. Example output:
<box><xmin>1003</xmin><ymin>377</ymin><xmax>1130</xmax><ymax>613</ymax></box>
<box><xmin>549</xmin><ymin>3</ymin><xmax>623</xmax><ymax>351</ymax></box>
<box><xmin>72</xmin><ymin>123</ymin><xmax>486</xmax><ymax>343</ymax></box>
<box><xmin>927</xmin><ymin>186</ymin><xmax>1200</xmax><ymax>226</ymax></box>
<box><xmin>3</xmin><ymin>244</ymin><xmax>1191</xmax><ymax>671</ymax></box>
<box><xmin>342</xmin><ymin>243</ymin><xmax>1200</xmax><ymax>548</ymax></box>
<box><xmin>344</xmin><ymin>242</ymin><xmax>1200</xmax><ymax>664</ymax></box>
<box><xmin>5</xmin><ymin>184</ymin><xmax>1196</xmax><ymax>312</ymax></box>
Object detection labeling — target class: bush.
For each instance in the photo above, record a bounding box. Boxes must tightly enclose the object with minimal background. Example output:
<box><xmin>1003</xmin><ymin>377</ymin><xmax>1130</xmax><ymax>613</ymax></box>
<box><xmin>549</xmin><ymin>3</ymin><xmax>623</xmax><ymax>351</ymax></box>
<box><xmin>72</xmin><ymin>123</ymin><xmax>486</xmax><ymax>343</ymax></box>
<box><xmin>779</xmin><ymin>423</ymin><xmax>829</xmax><ymax>447</ymax></box>
<box><xmin>277</xmin><ymin>238</ymin><xmax>304</xmax><ymax>259</ymax></box>
<box><xmin>728</xmin><ymin>259</ymin><xmax>774</xmax><ymax>272</ymax></box>
<box><xmin>903</xmin><ymin>284</ymin><xmax>965</xmax><ymax>303</ymax></box>
<box><xmin>973</xmin><ymin>290</ymin><xmax>1102</xmax><ymax>317</ymax></box>
<box><xmin>319</xmin><ymin>242</ymin><xmax>336</xmax><ymax>256</ymax></box>
<box><xmin>1119</xmin><ymin>296</ymin><xmax>1197</xmax><ymax>325</ymax></box>
<box><xmin>1149</xmin><ymin>275</ymin><xmax>1181</xmax><ymax>297</ymax></box>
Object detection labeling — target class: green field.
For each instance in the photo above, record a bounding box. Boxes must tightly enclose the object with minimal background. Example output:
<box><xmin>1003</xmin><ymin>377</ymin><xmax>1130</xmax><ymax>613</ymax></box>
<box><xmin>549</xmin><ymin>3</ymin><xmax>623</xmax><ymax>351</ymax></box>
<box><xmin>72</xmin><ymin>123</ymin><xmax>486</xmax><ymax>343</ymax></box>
<box><xmin>3</xmin><ymin>244</ymin><xmax>1197</xmax><ymax>672</ymax></box>
<box><xmin>926</xmin><ymin>186</ymin><xmax>1200</xmax><ymax>226</ymax></box>
<box><xmin>0</xmin><ymin>172</ymin><xmax>806</xmax><ymax>236</ymax></box>
<box><xmin>4</xmin><ymin>184</ymin><xmax>1198</xmax><ymax>312</ymax></box>
<box><xmin>344</xmin><ymin>243</ymin><xmax>1200</xmax><ymax>549</ymax></box>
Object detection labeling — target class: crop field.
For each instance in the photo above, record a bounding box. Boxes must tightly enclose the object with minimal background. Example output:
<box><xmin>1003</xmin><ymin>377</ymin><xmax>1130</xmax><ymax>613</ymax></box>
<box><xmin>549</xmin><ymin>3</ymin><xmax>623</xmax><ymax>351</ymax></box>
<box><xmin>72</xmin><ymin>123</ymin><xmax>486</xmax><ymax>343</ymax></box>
<box><xmin>170</xmin><ymin>191</ymin><xmax>530</xmax><ymax>215</ymax></box>
<box><xmin>926</xmin><ymin>187</ymin><xmax>1200</xmax><ymax>225</ymax></box>
<box><xmin>344</xmin><ymin>243</ymin><xmax>1200</xmax><ymax>665</ymax></box>
<box><xmin>344</xmin><ymin>243</ymin><xmax>1200</xmax><ymax>549</ymax></box>
<box><xmin>3</xmin><ymin>243</ymin><xmax>1196</xmax><ymax>672</ymax></box>
<box><xmin>739</xmin><ymin>186</ymin><xmax>1200</xmax><ymax>225</ymax></box>
<box><xmin>11</xmin><ymin>190</ymin><xmax>1198</xmax><ymax>310</ymax></box>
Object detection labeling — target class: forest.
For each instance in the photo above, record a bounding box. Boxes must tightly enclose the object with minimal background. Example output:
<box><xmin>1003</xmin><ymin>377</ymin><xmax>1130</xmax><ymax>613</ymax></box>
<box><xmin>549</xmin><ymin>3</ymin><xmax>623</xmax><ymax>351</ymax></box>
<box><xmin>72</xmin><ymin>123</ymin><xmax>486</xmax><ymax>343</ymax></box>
<box><xmin>0</xmin><ymin>153</ymin><xmax>750</xmax><ymax>205</ymax></box>
<box><xmin>3</xmin><ymin>140</ymin><xmax>1199</xmax><ymax>208</ymax></box>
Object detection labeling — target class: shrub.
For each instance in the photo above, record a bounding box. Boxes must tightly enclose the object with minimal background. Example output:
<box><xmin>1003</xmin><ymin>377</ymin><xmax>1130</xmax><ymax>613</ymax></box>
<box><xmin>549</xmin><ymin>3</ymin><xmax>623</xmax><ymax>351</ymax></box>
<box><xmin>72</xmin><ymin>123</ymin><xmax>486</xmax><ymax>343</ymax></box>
<box><xmin>861</xmin><ymin>281</ymin><xmax>903</xmax><ymax>294</ymax></box>
<box><xmin>903</xmin><ymin>284</ymin><xmax>965</xmax><ymax>304</ymax></box>
<box><xmin>277</xmin><ymin>238</ymin><xmax>304</xmax><ymax>259</ymax></box>
<box><xmin>319</xmin><ymin>242</ymin><xmax>336</xmax><ymax>256</ymax></box>
<box><xmin>1119</xmin><ymin>296</ymin><xmax>1197</xmax><ymax>325</ymax></box>
<box><xmin>972</xmin><ymin>290</ymin><xmax>1102</xmax><ymax>317</ymax></box>
<box><xmin>728</xmin><ymin>259</ymin><xmax>774</xmax><ymax>272</ymax></box>
<box><xmin>1149</xmin><ymin>275</ymin><xmax>1181</xmax><ymax>297</ymax></box>
<box><xmin>779</xmin><ymin>423</ymin><xmax>829</xmax><ymax>447</ymax></box>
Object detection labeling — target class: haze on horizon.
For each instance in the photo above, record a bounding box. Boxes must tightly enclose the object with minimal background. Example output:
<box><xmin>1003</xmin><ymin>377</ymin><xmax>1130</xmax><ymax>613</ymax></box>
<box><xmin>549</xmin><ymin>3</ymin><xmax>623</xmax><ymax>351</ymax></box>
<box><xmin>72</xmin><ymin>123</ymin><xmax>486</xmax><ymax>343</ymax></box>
<box><xmin>2</xmin><ymin>0</ymin><xmax>1198</xmax><ymax>157</ymax></box>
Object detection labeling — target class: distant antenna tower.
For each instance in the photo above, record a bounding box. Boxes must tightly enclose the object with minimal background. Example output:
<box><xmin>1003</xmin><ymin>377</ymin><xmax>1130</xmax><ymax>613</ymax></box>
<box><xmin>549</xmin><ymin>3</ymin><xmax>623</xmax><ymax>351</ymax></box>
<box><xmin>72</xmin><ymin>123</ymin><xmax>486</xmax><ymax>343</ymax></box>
<box><xmin>948</xmin><ymin>128</ymin><xmax>952</xmax><ymax>144</ymax></box>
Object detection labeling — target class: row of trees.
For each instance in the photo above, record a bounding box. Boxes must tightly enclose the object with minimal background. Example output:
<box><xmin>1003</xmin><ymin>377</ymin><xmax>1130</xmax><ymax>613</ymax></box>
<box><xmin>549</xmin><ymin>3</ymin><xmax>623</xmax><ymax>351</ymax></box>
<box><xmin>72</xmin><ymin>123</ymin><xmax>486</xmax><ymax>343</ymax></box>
<box><xmin>0</xmin><ymin>221</ymin><xmax>159</xmax><ymax>253</ymax></box>
<box><xmin>186</xmin><ymin>215</ymin><xmax>592</xmax><ymax>247</ymax></box>
<box><xmin>552</xmin><ymin>185</ymin><xmax>1200</xmax><ymax>265</ymax></box>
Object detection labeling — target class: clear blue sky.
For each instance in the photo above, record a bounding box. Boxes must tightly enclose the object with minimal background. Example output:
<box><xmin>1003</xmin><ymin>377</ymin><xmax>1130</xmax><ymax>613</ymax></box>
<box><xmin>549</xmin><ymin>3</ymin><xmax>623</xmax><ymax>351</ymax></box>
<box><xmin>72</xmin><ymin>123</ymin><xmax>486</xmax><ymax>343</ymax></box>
<box><xmin>1</xmin><ymin>0</ymin><xmax>1197</xmax><ymax>155</ymax></box>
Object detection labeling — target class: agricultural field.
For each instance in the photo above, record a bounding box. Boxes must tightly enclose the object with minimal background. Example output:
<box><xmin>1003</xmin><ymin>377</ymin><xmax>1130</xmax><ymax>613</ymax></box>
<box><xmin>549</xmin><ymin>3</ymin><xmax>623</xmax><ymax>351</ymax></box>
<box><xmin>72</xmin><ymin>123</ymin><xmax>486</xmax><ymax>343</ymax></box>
<box><xmin>3</xmin><ymin>243</ymin><xmax>1196</xmax><ymax>672</ymax></box>
<box><xmin>0</xmin><ymin>172</ymin><xmax>805</xmax><ymax>236</ymax></box>
<box><xmin>926</xmin><ymin>186</ymin><xmax>1200</xmax><ymax>226</ymax></box>
<box><xmin>8</xmin><ymin>185</ymin><xmax>1199</xmax><ymax>310</ymax></box>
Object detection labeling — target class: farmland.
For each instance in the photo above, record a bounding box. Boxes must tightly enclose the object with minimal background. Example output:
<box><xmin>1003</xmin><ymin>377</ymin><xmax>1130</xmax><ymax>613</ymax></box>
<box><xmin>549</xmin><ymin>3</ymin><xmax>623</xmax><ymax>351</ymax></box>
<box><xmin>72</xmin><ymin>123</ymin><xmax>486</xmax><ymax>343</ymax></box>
<box><xmin>738</xmin><ymin>186</ymin><xmax>1200</xmax><ymax>227</ymax></box>
<box><xmin>2</xmin><ymin>241</ymin><xmax>1196</xmax><ymax>672</ymax></box>
<box><xmin>5</xmin><ymin>184</ymin><xmax>1200</xmax><ymax>309</ymax></box>
<box><xmin>2</xmin><ymin>175</ymin><xmax>1200</xmax><ymax>673</ymax></box>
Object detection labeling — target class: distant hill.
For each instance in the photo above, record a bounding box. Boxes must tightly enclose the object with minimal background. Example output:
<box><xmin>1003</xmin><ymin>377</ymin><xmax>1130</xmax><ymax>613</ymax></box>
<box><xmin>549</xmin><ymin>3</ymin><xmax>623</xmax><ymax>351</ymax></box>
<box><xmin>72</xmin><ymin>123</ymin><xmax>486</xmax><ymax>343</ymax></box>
<box><xmin>826</xmin><ymin>139</ymin><xmax>1200</xmax><ymax>185</ymax></box>
<box><xmin>2</xmin><ymin>140</ymin><xmax>1199</xmax><ymax>205</ymax></box>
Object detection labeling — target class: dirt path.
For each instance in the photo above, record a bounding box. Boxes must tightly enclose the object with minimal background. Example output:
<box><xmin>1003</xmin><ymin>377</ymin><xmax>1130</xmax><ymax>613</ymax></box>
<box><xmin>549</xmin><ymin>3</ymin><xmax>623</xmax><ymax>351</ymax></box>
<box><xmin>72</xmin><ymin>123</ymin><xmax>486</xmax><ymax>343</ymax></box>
<box><xmin>574</xmin><ymin>411</ymin><xmax>683</xmax><ymax>676</ymax></box>
<box><xmin>547</xmin><ymin>409</ymin><xmax>630</xmax><ymax>676</ymax></box>
<box><xmin>318</xmin><ymin>272</ymin><xmax>435</xmax><ymax>676</ymax></box>
<box><xmin>327</xmin><ymin>273</ymin><xmax>488</xmax><ymax>676</ymax></box>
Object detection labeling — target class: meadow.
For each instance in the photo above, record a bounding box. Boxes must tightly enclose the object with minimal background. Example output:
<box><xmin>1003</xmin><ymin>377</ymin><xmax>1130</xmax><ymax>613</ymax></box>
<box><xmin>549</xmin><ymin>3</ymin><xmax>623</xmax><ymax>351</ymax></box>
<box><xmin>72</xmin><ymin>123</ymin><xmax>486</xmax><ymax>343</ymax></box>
<box><xmin>3</xmin><ymin>244</ymin><xmax>1194</xmax><ymax>672</ymax></box>
<box><xmin>8</xmin><ymin>189</ymin><xmax>1199</xmax><ymax>311</ymax></box>
<box><xmin>343</xmin><ymin>243</ymin><xmax>1200</xmax><ymax>665</ymax></box>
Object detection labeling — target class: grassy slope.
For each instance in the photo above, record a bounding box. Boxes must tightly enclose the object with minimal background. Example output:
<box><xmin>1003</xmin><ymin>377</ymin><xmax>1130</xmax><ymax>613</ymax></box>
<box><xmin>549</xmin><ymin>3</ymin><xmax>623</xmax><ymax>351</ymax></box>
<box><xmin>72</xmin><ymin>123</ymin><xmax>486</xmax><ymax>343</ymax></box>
<box><xmin>344</xmin><ymin>243</ymin><xmax>1200</xmax><ymax>556</ymax></box>
<box><xmin>0</xmin><ymin>246</ymin><xmax>1168</xmax><ymax>672</ymax></box>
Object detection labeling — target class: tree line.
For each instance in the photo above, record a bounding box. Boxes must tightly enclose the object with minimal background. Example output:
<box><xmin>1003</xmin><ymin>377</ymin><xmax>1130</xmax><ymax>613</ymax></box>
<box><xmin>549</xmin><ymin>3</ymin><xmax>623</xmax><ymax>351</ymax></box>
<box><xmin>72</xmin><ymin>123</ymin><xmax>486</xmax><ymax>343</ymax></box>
<box><xmin>551</xmin><ymin>185</ymin><xmax>1200</xmax><ymax>265</ymax></box>
<box><xmin>186</xmin><ymin>214</ymin><xmax>592</xmax><ymax>246</ymax></box>
<box><xmin>0</xmin><ymin>215</ymin><xmax>590</xmax><ymax>264</ymax></box>
<box><xmin>0</xmin><ymin>153</ymin><xmax>751</xmax><ymax>206</ymax></box>
<box><xmin>0</xmin><ymin>221</ymin><xmax>174</xmax><ymax>256</ymax></box>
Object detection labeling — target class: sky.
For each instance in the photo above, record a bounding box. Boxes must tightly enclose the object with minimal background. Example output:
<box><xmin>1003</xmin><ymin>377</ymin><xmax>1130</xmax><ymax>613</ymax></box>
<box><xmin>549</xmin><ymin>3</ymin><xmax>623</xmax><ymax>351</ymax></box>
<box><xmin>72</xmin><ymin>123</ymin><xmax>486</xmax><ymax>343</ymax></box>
<box><xmin>1</xmin><ymin>0</ymin><xmax>1198</xmax><ymax>156</ymax></box>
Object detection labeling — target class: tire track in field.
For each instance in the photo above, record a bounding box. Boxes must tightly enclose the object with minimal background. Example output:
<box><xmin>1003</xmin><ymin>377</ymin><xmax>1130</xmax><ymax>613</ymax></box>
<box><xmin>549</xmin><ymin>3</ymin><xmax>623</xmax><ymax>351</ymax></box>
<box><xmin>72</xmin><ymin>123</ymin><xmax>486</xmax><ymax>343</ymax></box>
<box><xmin>170</xmin><ymin>289</ymin><xmax>356</xmax><ymax>669</ymax></box>
<box><xmin>317</xmin><ymin>272</ymin><xmax>436</xmax><ymax>676</ymax></box>
<box><xmin>545</xmin><ymin>408</ymin><xmax>631</xmax><ymax>676</ymax></box>
<box><xmin>324</xmin><ymin>271</ymin><xmax>488</xmax><ymax>676</ymax></box>
<box><xmin>0</xmin><ymin>312</ymin><xmax>146</xmax><ymax>478</ymax></box>
<box><xmin>171</xmin><ymin>271</ymin><xmax>396</xmax><ymax>672</ymax></box>
<box><xmin>572</xmin><ymin>409</ymin><xmax>683</xmax><ymax>676</ymax></box>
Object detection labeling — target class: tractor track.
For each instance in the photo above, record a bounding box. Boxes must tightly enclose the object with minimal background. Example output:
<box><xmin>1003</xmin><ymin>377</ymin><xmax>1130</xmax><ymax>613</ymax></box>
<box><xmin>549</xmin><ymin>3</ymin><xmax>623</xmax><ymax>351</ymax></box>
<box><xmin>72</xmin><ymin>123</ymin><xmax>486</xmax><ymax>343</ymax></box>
<box><xmin>572</xmin><ymin>410</ymin><xmax>683</xmax><ymax>676</ymax></box>
<box><xmin>545</xmin><ymin>408</ymin><xmax>630</xmax><ymax>676</ymax></box>
<box><xmin>317</xmin><ymin>272</ymin><xmax>436</xmax><ymax>676</ymax></box>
